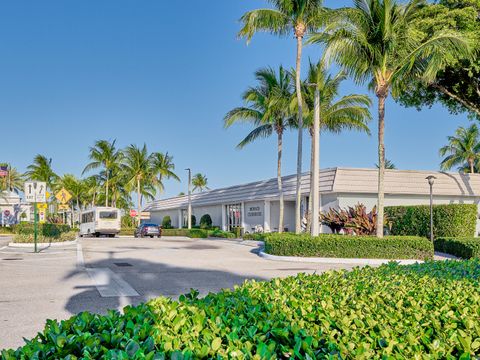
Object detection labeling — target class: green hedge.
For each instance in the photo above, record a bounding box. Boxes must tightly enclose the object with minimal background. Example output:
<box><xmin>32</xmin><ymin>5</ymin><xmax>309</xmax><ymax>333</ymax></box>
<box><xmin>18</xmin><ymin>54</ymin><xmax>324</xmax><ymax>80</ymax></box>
<box><xmin>3</xmin><ymin>260</ymin><xmax>480</xmax><ymax>359</ymax></box>
<box><xmin>13</xmin><ymin>223</ymin><xmax>72</xmax><ymax>238</ymax></box>
<box><xmin>385</xmin><ymin>204</ymin><xmax>477</xmax><ymax>238</ymax></box>
<box><xmin>435</xmin><ymin>237</ymin><xmax>480</xmax><ymax>259</ymax></box>
<box><xmin>13</xmin><ymin>231</ymin><xmax>77</xmax><ymax>243</ymax></box>
<box><xmin>161</xmin><ymin>228</ymin><xmax>208</xmax><ymax>238</ymax></box>
<box><xmin>264</xmin><ymin>233</ymin><xmax>434</xmax><ymax>260</ymax></box>
<box><xmin>208</xmin><ymin>229</ymin><xmax>236</xmax><ymax>239</ymax></box>
<box><xmin>119</xmin><ymin>228</ymin><xmax>136</xmax><ymax>236</ymax></box>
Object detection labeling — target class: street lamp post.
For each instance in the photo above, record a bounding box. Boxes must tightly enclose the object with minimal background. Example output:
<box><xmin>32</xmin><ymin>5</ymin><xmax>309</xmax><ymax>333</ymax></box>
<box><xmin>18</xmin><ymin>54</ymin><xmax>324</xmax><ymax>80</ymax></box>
<box><xmin>186</xmin><ymin>168</ymin><xmax>192</xmax><ymax>229</ymax></box>
<box><xmin>426</xmin><ymin>175</ymin><xmax>436</xmax><ymax>242</ymax></box>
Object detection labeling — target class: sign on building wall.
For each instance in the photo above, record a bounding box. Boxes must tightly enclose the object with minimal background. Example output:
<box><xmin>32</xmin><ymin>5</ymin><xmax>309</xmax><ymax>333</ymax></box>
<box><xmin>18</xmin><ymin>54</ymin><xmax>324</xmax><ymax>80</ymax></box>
<box><xmin>247</xmin><ymin>206</ymin><xmax>262</xmax><ymax>217</ymax></box>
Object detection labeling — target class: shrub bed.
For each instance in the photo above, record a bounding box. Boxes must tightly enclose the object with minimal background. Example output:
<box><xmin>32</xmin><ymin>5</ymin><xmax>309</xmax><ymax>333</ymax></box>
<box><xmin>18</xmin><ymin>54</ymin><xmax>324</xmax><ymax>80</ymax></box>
<box><xmin>435</xmin><ymin>237</ymin><xmax>480</xmax><ymax>259</ymax></box>
<box><xmin>14</xmin><ymin>223</ymin><xmax>72</xmax><ymax>237</ymax></box>
<box><xmin>385</xmin><ymin>204</ymin><xmax>477</xmax><ymax>238</ymax></box>
<box><xmin>243</xmin><ymin>233</ymin><xmax>266</xmax><ymax>241</ymax></box>
<box><xmin>0</xmin><ymin>226</ymin><xmax>14</xmax><ymax>234</ymax></box>
<box><xmin>13</xmin><ymin>230</ymin><xmax>77</xmax><ymax>243</ymax></box>
<box><xmin>2</xmin><ymin>260</ymin><xmax>480</xmax><ymax>359</ymax></box>
<box><xmin>264</xmin><ymin>233</ymin><xmax>434</xmax><ymax>260</ymax></box>
<box><xmin>161</xmin><ymin>228</ymin><xmax>208</xmax><ymax>238</ymax></box>
<box><xmin>119</xmin><ymin>228</ymin><xmax>136</xmax><ymax>236</ymax></box>
<box><xmin>208</xmin><ymin>229</ymin><xmax>236</xmax><ymax>239</ymax></box>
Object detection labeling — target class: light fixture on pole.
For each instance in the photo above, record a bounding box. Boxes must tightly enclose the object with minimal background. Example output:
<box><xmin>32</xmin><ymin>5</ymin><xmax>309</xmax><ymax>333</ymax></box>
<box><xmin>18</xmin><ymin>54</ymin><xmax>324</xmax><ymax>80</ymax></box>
<box><xmin>185</xmin><ymin>168</ymin><xmax>192</xmax><ymax>229</ymax></box>
<box><xmin>426</xmin><ymin>175</ymin><xmax>436</xmax><ymax>242</ymax></box>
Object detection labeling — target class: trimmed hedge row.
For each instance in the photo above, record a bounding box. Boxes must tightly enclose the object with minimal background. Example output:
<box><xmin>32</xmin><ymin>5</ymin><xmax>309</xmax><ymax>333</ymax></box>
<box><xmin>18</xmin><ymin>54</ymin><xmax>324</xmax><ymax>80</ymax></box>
<box><xmin>385</xmin><ymin>204</ymin><xmax>477</xmax><ymax>238</ymax></box>
<box><xmin>161</xmin><ymin>228</ymin><xmax>208</xmax><ymax>238</ymax></box>
<box><xmin>2</xmin><ymin>260</ymin><xmax>480</xmax><ymax>359</ymax></box>
<box><xmin>13</xmin><ymin>223</ymin><xmax>72</xmax><ymax>237</ymax></box>
<box><xmin>435</xmin><ymin>237</ymin><xmax>480</xmax><ymax>259</ymax></box>
<box><xmin>13</xmin><ymin>231</ymin><xmax>77</xmax><ymax>243</ymax></box>
<box><xmin>264</xmin><ymin>233</ymin><xmax>434</xmax><ymax>260</ymax></box>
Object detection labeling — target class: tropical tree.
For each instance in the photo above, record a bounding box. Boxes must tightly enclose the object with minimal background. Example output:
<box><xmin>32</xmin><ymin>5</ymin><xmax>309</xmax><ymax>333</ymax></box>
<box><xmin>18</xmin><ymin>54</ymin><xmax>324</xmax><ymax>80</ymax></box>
<box><xmin>151</xmin><ymin>152</ymin><xmax>180</xmax><ymax>195</ymax></box>
<box><xmin>309</xmin><ymin>0</ymin><xmax>472</xmax><ymax>237</ymax></box>
<box><xmin>239</xmin><ymin>0</ymin><xmax>326</xmax><ymax>233</ymax></box>
<box><xmin>375</xmin><ymin>159</ymin><xmax>396</xmax><ymax>170</ymax></box>
<box><xmin>439</xmin><ymin>124</ymin><xmax>480</xmax><ymax>174</ymax></box>
<box><xmin>83</xmin><ymin>175</ymin><xmax>101</xmax><ymax>207</ymax></box>
<box><xmin>122</xmin><ymin>144</ymin><xmax>156</xmax><ymax>224</ymax></box>
<box><xmin>83</xmin><ymin>140</ymin><xmax>122</xmax><ymax>207</ymax></box>
<box><xmin>302</xmin><ymin>60</ymin><xmax>371</xmax><ymax>232</ymax></box>
<box><xmin>192</xmin><ymin>174</ymin><xmax>209</xmax><ymax>193</ymax></box>
<box><xmin>25</xmin><ymin>155</ymin><xmax>58</xmax><ymax>191</ymax></box>
<box><xmin>57</xmin><ymin>174</ymin><xmax>85</xmax><ymax>224</ymax></box>
<box><xmin>224</xmin><ymin>66</ymin><xmax>294</xmax><ymax>233</ymax></box>
<box><xmin>0</xmin><ymin>164</ymin><xmax>24</xmax><ymax>194</ymax></box>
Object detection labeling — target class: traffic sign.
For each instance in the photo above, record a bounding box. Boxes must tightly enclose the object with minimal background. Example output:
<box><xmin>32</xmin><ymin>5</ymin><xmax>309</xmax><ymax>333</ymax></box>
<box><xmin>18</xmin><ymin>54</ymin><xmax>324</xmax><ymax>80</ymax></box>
<box><xmin>3</xmin><ymin>210</ymin><xmax>10</xmax><ymax>217</ymax></box>
<box><xmin>37</xmin><ymin>203</ymin><xmax>48</xmax><ymax>210</ymax></box>
<box><xmin>140</xmin><ymin>212</ymin><xmax>151</xmax><ymax>220</ymax></box>
<box><xmin>58</xmin><ymin>204</ymin><xmax>70</xmax><ymax>211</ymax></box>
<box><xmin>38</xmin><ymin>209</ymin><xmax>46</xmax><ymax>224</ymax></box>
<box><xmin>55</xmin><ymin>188</ymin><xmax>72</xmax><ymax>204</ymax></box>
<box><xmin>24</xmin><ymin>181</ymin><xmax>47</xmax><ymax>203</ymax></box>
<box><xmin>130</xmin><ymin>209</ymin><xmax>138</xmax><ymax>217</ymax></box>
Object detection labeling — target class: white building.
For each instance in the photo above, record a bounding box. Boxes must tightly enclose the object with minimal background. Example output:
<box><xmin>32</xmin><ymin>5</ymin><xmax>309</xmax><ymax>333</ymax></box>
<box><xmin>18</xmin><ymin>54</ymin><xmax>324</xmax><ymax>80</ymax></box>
<box><xmin>144</xmin><ymin>168</ymin><xmax>480</xmax><ymax>234</ymax></box>
<box><xmin>0</xmin><ymin>191</ymin><xmax>32</xmax><ymax>226</ymax></box>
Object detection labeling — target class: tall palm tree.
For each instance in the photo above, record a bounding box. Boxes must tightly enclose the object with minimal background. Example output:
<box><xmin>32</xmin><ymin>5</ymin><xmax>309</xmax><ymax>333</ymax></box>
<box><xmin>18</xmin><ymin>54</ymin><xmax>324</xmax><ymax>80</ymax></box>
<box><xmin>25</xmin><ymin>155</ymin><xmax>58</xmax><ymax>191</ymax></box>
<box><xmin>0</xmin><ymin>164</ymin><xmax>24</xmax><ymax>194</ymax></box>
<box><xmin>83</xmin><ymin>139</ymin><xmax>122</xmax><ymax>207</ymax></box>
<box><xmin>224</xmin><ymin>66</ymin><xmax>294</xmax><ymax>233</ymax></box>
<box><xmin>57</xmin><ymin>174</ymin><xmax>85</xmax><ymax>224</ymax></box>
<box><xmin>122</xmin><ymin>144</ymin><xmax>156</xmax><ymax>224</ymax></box>
<box><xmin>151</xmin><ymin>152</ymin><xmax>180</xmax><ymax>195</ymax></box>
<box><xmin>309</xmin><ymin>0</ymin><xmax>471</xmax><ymax>237</ymax></box>
<box><xmin>375</xmin><ymin>159</ymin><xmax>396</xmax><ymax>170</ymax></box>
<box><xmin>83</xmin><ymin>175</ymin><xmax>101</xmax><ymax>207</ymax></box>
<box><xmin>440</xmin><ymin>124</ymin><xmax>480</xmax><ymax>174</ymax></box>
<box><xmin>239</xmin><ymin>0</ymin><xmax>326</xmax><ymax>234</ymax></box>
<box><xmin>192</xmin><ymin>174</ymin><xmax>209</xmax><ymax>193</ymax></box>
<box><xmin>302</xmin><ymin>60</ymin><xmax>372</xmax><ymax>232</ymax></box>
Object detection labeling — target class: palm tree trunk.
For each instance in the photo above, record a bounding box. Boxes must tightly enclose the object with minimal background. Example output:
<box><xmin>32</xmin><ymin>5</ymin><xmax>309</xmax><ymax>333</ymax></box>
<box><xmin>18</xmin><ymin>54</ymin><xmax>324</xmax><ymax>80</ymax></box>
<box><xmin>294</xmin><ymin>34</ymin><xmax>304</xmax><ymax>234</ymax></box>
<box><xmin>277</xmin><ymin>130</ymin><xmax>284</xmax><ymax>233</ymax></box>
<box><xmin>307</xmin><ymin>130</ymin><xmax>314</xmax><ymax>234</ymax></box>
<box><xmin>376</xmin><ymin>94</ymin><xmax>386</xmax><ymax>238</ymax></box>
<box><xmin>137</xmin><ymin>178</ymin><xmax>141</xmax><ymax>226</ymax></box>
<box><xmin>105</xmin><ymin>170</ymin><xmax>109</xmax><ymax>207</ymax></box>
<box><xmin>469</xmin><ymin>158</ymin><xmax>475</xmax><ymax>174</ymax></box>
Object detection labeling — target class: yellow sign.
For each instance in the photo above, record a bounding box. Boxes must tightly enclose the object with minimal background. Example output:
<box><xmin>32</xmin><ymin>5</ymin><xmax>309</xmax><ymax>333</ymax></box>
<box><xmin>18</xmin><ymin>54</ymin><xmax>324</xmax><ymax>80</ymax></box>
<box><xmin>37</xmin><ymin>203</ymin><xmax>48</xmax><ymax>210</ymax></box>
<box><xmin>58</xmin><ymin>204</ymin><xmax>70</xmax><ymax>211</ymax></box>
<box><xmin>46</xmin><ymin>191</ymin><xmax>51</xmax><ymax>200</ymax></box>
<box><xmin>38</xmin><ymin>209</ymin><xmax>46</xmax><ymax>224</ymax></box>
<box><xmin>55</xmin><ymin>188</ymin><xmax>72</xmax><ymax>204</ymax></box>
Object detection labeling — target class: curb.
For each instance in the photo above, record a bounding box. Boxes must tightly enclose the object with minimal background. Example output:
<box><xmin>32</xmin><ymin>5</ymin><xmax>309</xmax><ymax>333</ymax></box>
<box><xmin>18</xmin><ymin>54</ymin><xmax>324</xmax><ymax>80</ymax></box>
<box><xmin>8</xmin><ymin>240</ymin><xmax>78</xmax><ymax>248</ymax></box>
<box><xmin>258</xmin><ymin>251</ymin><xmax>423</xmax><ymax>265</ymax></box>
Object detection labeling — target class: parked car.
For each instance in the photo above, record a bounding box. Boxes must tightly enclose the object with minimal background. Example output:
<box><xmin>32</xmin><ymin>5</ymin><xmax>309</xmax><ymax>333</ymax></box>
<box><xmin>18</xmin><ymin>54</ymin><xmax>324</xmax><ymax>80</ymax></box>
<box><xmin>134</xmin><ymin>223</ymin><xmax>161</xmax><ymax>238</ymax></box>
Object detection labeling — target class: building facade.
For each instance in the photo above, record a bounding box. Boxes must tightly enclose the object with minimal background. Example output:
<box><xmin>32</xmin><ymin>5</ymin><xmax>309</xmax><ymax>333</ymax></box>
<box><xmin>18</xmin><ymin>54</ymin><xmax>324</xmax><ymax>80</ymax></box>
<box><xmin>144</xmin><ymin>168</ymin><xmax>480</xmax><ymax>235</ymax></box>
<box><xmin>0</xmin><ymin>191</ymin><xmax>32</xmax><ymax>226</ymax></box>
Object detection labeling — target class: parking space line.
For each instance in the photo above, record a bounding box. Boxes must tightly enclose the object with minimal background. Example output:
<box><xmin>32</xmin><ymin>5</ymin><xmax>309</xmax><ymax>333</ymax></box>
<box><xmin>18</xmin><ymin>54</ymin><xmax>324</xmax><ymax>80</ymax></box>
<box><xmin>86</xmin><ymin>268</ymin><xmax>139</xmax><ymax>297</ymax></box>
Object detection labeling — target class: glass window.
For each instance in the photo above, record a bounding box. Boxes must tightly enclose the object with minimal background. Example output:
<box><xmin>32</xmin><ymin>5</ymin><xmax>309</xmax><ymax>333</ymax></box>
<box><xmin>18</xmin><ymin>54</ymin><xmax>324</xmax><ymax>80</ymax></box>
<box><xmin>226</xmin><ymin>203</ymin><xmax>242</xmax><ymax>231</ymax></box>
<box><xmin>99</xmin><ymin>211</ymin><xmax>118</xmax><ymax>219</ymax></box>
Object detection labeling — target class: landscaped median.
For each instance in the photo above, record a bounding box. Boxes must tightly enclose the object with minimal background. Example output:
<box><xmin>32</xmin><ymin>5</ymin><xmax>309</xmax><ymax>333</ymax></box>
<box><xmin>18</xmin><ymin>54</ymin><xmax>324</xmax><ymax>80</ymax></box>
<box><xmin>10</xmin><ymin>223</ymin><xmax>77</xmax><ymax>244</ymax></box>
<box><xmin>435</xmin><ymin>237</ymin><xmax>480</xmax><ymax>259</ymax></box>
<box><xmin>263</xmin><ymin>233</ymin><xmax>434</xmax><ymax>261</ymax></box>
<box><xmin>1</xmin><ymin>260</ymin><xmax>480</xmax><ymax>358</ymax></box>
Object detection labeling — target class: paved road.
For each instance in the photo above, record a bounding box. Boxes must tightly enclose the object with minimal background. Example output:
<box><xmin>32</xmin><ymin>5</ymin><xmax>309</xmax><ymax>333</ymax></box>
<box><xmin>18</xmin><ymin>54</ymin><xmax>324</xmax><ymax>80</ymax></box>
<box><xmin>0</xmin><ymin>236</ymin><xmax>358</xmax><ymax>350</ymax></box>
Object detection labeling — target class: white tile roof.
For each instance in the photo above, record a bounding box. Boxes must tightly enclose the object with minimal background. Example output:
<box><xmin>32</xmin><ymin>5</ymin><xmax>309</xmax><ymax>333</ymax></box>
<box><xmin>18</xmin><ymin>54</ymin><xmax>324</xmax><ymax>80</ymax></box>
<box><xmin>144</xmin><ymin>168</ymin><xmax>480</xmax><ymax>211</ymax></box>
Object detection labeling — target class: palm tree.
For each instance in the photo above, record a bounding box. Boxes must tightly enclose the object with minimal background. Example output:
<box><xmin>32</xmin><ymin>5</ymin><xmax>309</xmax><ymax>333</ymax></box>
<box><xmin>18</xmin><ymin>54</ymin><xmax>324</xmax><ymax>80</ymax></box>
<box><xmin>151</xmin><ymin>152</ymin><xmax>180</xmax><ymax>195</ymax></box>
<box><xmin>375</xmin><ymin>159</ymin><xmax>396</xmax><ymax>170</ymax></box>
<box><xmin>302</xmin><ymin>60</ymin><xmax>372</xmax><ymax>232</ymax></box>
<box><xmin>224</xmin><ymin>66</ymin><xmax>294</xmax><ymax>233</ymax></box>
<box><xmin>57</xmin><ymin>174</ymin><xmax>85</xmax><ymax>224</ymax></box>
<box><xmin>239</xmin><ymin>0</ymin><xmax>326</xmax><ymax>234</ymax></box>
<box><xmin>309</xmin><ymin>0</ymin><xmax>471</xmax><ymax>237</ymax></box>
<box><xmin>25</xmin><ymin>155</ymin><xmax>58</xmax><ymax>191</ymax></box>
<box><xmin>440</xmin><ymin>124</ymin><xmax>480</xmax><ymax>174</ymax></box>
<box><xmin>83</xmin><ymin>139</ymin><xmax>122</xmax><ymax>207</ymax></box>
<box><xmin>122</xmin><ymin>144</ymin><xmax>156</xmax><ymax>224</ymax></box>
<box><xmin>0</xmin><ymin>164</ymin><xmax>24</xmax><ymax>194</ymax></box>
<box><xmin>192</xmin><ymin>174</ymin><xmax>209</xmax><ymax>193</ymax></box>
<box><xmin>83</xmin><ymin>175</ymin><xmax>101</xmax><ymax>207</ymax></box>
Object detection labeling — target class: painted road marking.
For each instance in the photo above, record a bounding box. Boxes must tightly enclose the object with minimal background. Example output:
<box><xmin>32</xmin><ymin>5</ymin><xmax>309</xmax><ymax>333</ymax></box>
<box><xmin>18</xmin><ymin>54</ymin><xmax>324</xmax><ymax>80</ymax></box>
<box><xmin>86</xmin><ymin>268</ymin><xmax>139</xmax><ymax>297</ymax></box>
<box><xmin>76</xmin><ymin>242</ymin><xmax>85</xmax><ymax>269</ymax></box>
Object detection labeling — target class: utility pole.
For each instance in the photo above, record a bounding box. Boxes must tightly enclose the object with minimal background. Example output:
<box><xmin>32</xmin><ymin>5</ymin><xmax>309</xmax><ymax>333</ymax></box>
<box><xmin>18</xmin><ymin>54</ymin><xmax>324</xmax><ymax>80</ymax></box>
<box><xmin>186</xmin><ymin>168</ymin><xmax>192</xmax><ymax>229</ymax></box>
<box><xmin>311</xmin><ymin>86</ymin><xmax>320</xmax><ymax>236</ymax></box>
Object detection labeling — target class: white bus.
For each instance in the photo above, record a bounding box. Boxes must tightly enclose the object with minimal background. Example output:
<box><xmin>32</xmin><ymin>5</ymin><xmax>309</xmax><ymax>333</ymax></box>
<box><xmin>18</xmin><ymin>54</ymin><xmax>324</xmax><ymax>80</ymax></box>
<box><xmin>79</xmin><ymin>207</ymin><xmax>121</xmax><ymax>237</ymax></box>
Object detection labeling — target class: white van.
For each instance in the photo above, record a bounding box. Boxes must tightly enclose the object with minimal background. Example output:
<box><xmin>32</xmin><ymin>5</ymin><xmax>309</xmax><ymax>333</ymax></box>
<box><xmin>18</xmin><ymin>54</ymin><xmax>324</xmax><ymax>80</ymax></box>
<box><xmin>79</xmin><ymin>207</ymin><xmax>121</xmax><ymax>237</ymax></box>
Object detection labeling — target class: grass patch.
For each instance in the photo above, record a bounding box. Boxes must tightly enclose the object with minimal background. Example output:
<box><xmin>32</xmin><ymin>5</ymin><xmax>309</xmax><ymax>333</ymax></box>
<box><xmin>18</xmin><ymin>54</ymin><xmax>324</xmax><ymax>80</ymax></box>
<box><xmin>264</xmin><ymin>233</ymin><xmax>434</xmax><ymax>260</ymax></box>
<box><xmin>2</xmin><ymin>260</ymin><xmax>480</xmax><ymax>358</ymax></box>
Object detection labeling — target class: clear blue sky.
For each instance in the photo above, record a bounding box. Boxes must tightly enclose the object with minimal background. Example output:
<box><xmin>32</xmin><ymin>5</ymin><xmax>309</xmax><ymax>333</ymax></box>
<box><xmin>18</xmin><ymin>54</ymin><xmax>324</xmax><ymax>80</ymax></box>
<box><xmin>2</xmin><ymin>0</ymin><xmax>472</xmax><ymax>199</ymax></box>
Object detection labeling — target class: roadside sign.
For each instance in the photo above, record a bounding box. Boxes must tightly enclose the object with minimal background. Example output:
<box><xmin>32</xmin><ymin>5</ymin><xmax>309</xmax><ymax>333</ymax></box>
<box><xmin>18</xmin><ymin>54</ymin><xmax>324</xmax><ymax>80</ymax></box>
<box><xmin>140</xmin><ymin>212</ymin><xmax>151</xmax><ymax>220</ymax></box>
<box><xmin>130</xmin><ymin>209</ymin><xmax>138</xmax><ymax>217</ymax></box>
<box><xmin>38</xmin><ymin>209</ymin><xmax>46</xmax><ymax>224</ymax></box>
<box><xmin>46</xmin><ymin>191</ymin><xmax>51</xmax><ymax>200</ymax></box>
<box><xmin>3</xmin><ymin>210</ymin><xmax>10</xmax><ymax>216</ymax></box>
<box><xmin>55</xmin><ymin>188</ymin><xmax>72</xmax><ymax>204</ymax></box>
<box><xmin>37</xmin><ymin>203</ymin><xmax>48</xmax><ymax>210</ymax></box>
<box><xmin>58</xmin><ymin>204</ymin><xmax>70</xmax><ymax>211</ymax></box>
<box><xmin>24</xmin><ymin>181</ymin><xmax>47</xmax><ymax>203</ymax></box>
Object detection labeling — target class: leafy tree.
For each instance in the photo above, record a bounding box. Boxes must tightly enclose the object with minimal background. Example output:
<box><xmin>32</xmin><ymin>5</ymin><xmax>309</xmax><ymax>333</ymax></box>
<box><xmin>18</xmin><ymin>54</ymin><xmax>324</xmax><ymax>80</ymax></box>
<box><xmin>239</xmin><ymin>0</ymin><xmax>327</xmax><ymax>234</ymax></box>
<box><xmin>83</xmin><ymin>140</ymin><xmax>122</xmax><ymax>207</ymax></box>
<box><xmin>56</xmin><ymin>174</ymin><xmax>86</xmax><ymax>223</ymax></box>
<box><xmin>150</xmin><ymin>152</ymin><xmax>180</xmax><ymax>194</ymax></box>
<box><xmin>25</xmin><ymin>154</ymin><xmax>58</xmax><ymax>191</ymax></box>
<box><xmin>191</xmin><ymin>174</ymin><xmax>209</xmax><ymax>193</ymax></box>
<box><xmin>224</xmin><ymin>66</ymin><xmax>294</xmax><ymax>233</ymax></box>
<box><xmin>309</xmin><ymin>0</ymin><xmax>471</xmax><ymax>237</ymax></box>
<box><xmin>439</xmin><ymin>124</ymin><xmax>480</xmax><ymax>173</ymax></box>
<box><xmin>375</xmin><ymin>159</ymin><xmax>396</xmax><ymax>170</ymax></box>
<box><xmin>302</xmin><ymin>59</ymin><xmax>372</xmax><ymax>231</ymax></box>
<box><xmin>398</xmin><ymin>0</ymin><xmax>480</xmax><ymax>119</ymax></box>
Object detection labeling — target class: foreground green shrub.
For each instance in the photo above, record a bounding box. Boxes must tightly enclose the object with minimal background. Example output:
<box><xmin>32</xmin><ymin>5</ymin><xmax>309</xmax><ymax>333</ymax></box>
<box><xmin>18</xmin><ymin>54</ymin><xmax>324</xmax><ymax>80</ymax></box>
<box><xmin>385</xmin><ymin>204</ymin><xmax>477</xmax><ymax>238</ymax></box>
<box><xmin>14</xmin><ymin>223</ymin><xmax>71</xmax><ymax>237</ymax></box>
<box><xmin>264</xmin><ymin>233</ymin><xmax>434</xmax><ymax>260</ymax></box>
<box><xmin>199</xmin><ymin>214</ymin><xmax>212</xmax><ymax>229</ymax></box>
<box><xmin>161</xmin><ymin>216</ymin><xmax>172</xmax><ymax>229</ymax></box>
<box><xmin>3</xmin><ymin>260</ymin><xmax>480</xmax><ymax>359</ymax></box>
<box><xmin>208</xmin><ymin>229</ymin><xmax>236</xmax><ymax>239</ymax></box>
<box><xmin>119</xmin><ymin>228</ymin><xmax>136</xmax><ymax>236</ymax></box>
<box><xmin>435</xmin><ymin>237</ymin><xmax>480</xmax><ymax>259</ymax></box>
<box><xmin>243</xmin><ymin>232</ymin><xmax>266</xmax><ymax>241</ymax></box>
<box><xmin>188</xmin><ymin>229</ymin><xmax>208</xmax><ymax>238</ymax></box>
<box><xmin>161</xmin><ymin>228</ymin><xmax>208</xmax><ymax>238</ymax></box>
<box><xmin>13</xmin><ymin>231</ymin><xmax>77</xmax><ymax>243</ymax></box>
<box><xmin>0</xmin><ymin>226</ymin><xmax>14</xmax><ymax>234</ymax></box>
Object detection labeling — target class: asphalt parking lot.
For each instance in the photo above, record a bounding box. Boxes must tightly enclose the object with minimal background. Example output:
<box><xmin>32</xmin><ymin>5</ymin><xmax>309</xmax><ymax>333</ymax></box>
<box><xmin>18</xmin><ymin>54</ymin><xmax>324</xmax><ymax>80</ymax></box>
<box><xmin>0</xmin><ymin>236</ymin><xmax>357</xmax><ymax>350</ymax></box>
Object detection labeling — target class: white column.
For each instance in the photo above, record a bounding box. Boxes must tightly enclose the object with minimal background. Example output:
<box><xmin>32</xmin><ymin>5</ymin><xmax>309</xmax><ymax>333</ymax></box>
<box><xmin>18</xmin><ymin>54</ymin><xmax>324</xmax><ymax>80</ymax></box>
<box><xmin>178</xmin><ymin>209</ymin><xmax>182</xmax><ymax>228</ymax></box>
<box><xmin>221</xmin><ymin>205</ymin><xmax>226</xmax><ymax>231</ymax></box>
<box><xmin>241</xmin><ymin>202</ymin><xmax>246</xmax><ymax>231</ymax></box>
<box><xmin>263</xmin><ymin>200</ymin><xmax>271</xmax><ymax>233</ymax></box>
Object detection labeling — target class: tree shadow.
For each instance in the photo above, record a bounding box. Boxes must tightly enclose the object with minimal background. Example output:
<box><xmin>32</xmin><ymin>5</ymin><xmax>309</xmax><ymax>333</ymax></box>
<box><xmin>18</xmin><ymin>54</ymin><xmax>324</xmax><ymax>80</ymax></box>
<box><xmin>63</xmin><ymin>253</ymin><xmax>266</xmax><ymax>316</ymax></box>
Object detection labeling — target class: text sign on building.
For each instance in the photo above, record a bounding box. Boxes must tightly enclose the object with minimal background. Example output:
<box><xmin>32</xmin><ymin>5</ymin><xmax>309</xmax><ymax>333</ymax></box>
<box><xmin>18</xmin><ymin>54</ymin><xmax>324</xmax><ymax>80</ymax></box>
<box><xmin>24</xmin><ymin>181</ymin><xmax>47</xmax><ymax>203</ymax></box>
<box><xmin>247</xmin><ymin>206</ymin><xmax>262</xmax><ymax>217</ymax></box>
